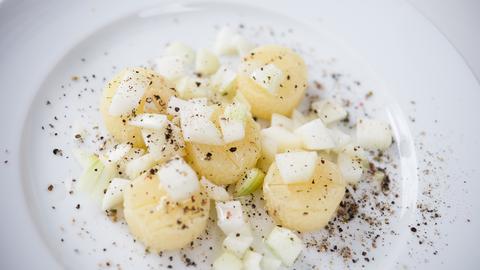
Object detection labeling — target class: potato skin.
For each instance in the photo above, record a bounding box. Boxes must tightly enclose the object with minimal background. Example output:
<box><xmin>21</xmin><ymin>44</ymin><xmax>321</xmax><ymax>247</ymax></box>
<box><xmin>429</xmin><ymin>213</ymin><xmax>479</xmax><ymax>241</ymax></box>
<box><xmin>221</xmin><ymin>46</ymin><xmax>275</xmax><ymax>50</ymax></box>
<box><xmin>123</xmin><ymin>172</ymin><xmax>210</xmax><ymax>252</ymax></box>
<box><xmin>237</xmin><ymin>45</ymin><xmax>308</xmax><ymax>120</ymax></box>
<box><xmin>100</xmin><ymin>68</ymin><xmax>176</xmax><ymax>148</ymax></box>
<box><xmin>263</xmin><ymin>159</ymin><xmax>346</xmax><ymax>232</ymax></box>
<box><xmin>185</xmin><ymin>116</ymin><xmax>262</xmax><ymax>186</ymax></box>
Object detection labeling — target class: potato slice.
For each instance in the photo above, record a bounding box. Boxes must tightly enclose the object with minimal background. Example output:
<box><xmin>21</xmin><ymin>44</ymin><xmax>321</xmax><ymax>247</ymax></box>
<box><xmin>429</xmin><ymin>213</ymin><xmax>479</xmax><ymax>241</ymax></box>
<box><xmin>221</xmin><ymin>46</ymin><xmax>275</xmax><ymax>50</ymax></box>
<box><xmin>123</xmin><ymin>172</ymin><xmax>210</xmax><ymax>252</ymax></box>
<box><xmin>184</xmin><ymin>109</ymin><xmax>261</xmax><ymax>185</ymax></box>
<box><xmin>100</xmin><ymin>67</ymin><xmax>176</xmax><ymax>148</ymax></box>
<box><xmin>237</xmin><ymin>45</ymin><xmax>307</xmax><ymax>119</ymax></box>
<box><xmin>263</xmin><ymin>158</ymin><xmax>346</xmax><ymax>232</ymax></box>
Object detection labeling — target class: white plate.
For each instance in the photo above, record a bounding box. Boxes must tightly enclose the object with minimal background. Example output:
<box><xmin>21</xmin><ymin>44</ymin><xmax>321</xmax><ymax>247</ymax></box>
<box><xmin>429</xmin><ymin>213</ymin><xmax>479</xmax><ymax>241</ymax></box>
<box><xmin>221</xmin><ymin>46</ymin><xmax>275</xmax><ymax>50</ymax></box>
<box><xmin>0</xmin><ymin>0</ymin><xmax>478</xmax><ymax>269</ymax></box>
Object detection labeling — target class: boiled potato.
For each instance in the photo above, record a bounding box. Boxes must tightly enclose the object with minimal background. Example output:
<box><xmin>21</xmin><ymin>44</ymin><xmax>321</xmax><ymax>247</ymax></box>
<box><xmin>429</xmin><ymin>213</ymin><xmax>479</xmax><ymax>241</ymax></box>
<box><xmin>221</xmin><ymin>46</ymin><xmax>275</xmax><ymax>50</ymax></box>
<box><xmin>123</xmin><ymin>171</ymin><xmax>210</xmax><ymax>251</ymax></box>
<box><xmin>100</xmin><ymin>68</ymin><xmax>176</xmax><ymax>148</ymax></box>
<box><xmin>237</xmin><ymin>45</ymin><xmax>307</xmax><ymax>119</ymax></box>
<box><xmin>184</xmin><ymin>110</ymin><xmax>261</xmax><ymax>185</ymax></box>
<box><xmin>263</xmin><ymin>158</ymin><xmax>346</xmax><ymax>232</ymax></box>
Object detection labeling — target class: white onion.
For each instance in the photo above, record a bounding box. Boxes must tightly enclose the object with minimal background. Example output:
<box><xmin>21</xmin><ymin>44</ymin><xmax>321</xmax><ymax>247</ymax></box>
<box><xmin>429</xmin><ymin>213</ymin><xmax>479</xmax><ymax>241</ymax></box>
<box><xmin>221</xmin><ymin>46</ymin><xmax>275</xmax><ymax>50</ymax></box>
<box><xmin>165</xmin><ymin>42</ymin><xmax>195</xmax><ymax>66</ymax></box>
<box><xmin>275</xmin><ymin>151</ymin><xmax>318</xmax><ymax>184</ymax></box>
<box><xmin>102</xmin><ymin>178</ymin><xmax>130</xmax><ymax>211</ymax></box>
<box><xmin>250</xmin><ymin>63</ymin><xmax>283</xmax><ymax>94</ymax></box>
<box><xmin>294</xmin><ymin>119</ymin><xmax>335</xmax><ymax>150</ymax></box>
<box><xmin>271</xmin><ymin>113</ymin><xmax>293</xmax><ymax>130</ymax></box>
<box><xmin>356</xmin><ymin>118</ymin><xmax>393</xmax><ymax>150</ymax></box>
<box><xmin>233</xmin><ymin>34</ymin><xmax>254</xmax><ymax>56</ymax></box>
<box><xmin>195</xmin><ymin>48</ymin><xmax>220</xmax><ymax>75</ymax></box>
<box><xmin>213</xmin><ymin>252</ymin><xmax>243</xmax><ymax>270</ymax></box>
<box><xmin>152</xmin><ymin>55</ymin><xmax>188</xmax><ymax>82</ymax></box>
<box><xmin>243</xmin><ymin>250</ymin><xmax>262</xmax><ymax>270</ymax></box>
<box><xmin>265</xmin><ymin>226</ymin><xmax>303</xmax><ymax>267</ymax></box>
<box><xmin>200</xmin><ymin>176</ymin><xmax>232</xmax><ymax>201</ymax></box>
<box><xmin>312</xmin><ymin>99</ymin><xmax>347</xmax><ymax>124</ymax></box>
<box><xmin>103</xmin><ymin>143</ymin><xmax>132</xmax><ymax>164</ymax></box>
<box><xmin>129</xmin><ymin>113</ymin><xmax>168</xmax><ymax>130</ymax></box>
<box><xmin>211</xmin><ymin>67</ymin><xmax>237</xmax><ymax>94</ymax></box>
<box><xmin>337</xmin><ymin>152</ymin><xmax>363</xmax><ymax>184</ymax></box>
<box><xmin>125</xmin><ymin>152</ymin><xmax>159</xmax><ymax>179</ymax></box>
<box><xmin>156</xmin><ymin>157</ymin><xmax>200</xmax><ymax>201</ymax></box>
<box><xmin>216</xmin><ymin>201</ymin><xmax>246</xmax><ymax>235</ymax></box>
<box><xmin>108</xmin><ymin>69</ymin><xmax>150</xmax><ymax>116</ymax></box>
<box><xmin>214</xmin><ymin>27</ymin><xmax>238</xmax><ymax>55</ymax></box>
<box><xmin>260</xmin><ymin>255</ymin><xmax>282</xmax><ymax>270</ymax></box>
<box><xmin>223</xmin><ymin>225</ymin><xmax>254</xmax><ymax>258</ymax></box>
<box><xmin>261</xmin><ymin>126</ymin><xmax>302</xmax><ymax>152</ymax></box>
<box><xmin>328</xmin><ymin>128</ymin><xmax>352</xmax><ymax>149</ymax></box>
<box><xmin>175</xmin><ymin>77</ymin><xmax>211</xmax><ymax>99</ymax></box>
<box><xmin>220</xmin><ymin>118</ymin><xmax>245</xmax><ymax>144</ymax></box>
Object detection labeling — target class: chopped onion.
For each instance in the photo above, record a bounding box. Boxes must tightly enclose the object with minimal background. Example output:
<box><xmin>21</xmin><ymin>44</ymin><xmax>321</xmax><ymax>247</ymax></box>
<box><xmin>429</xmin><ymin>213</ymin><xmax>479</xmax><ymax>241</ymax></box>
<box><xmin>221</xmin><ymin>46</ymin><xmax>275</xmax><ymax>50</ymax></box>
<box><xmin>260</xmin><ymin>254</ymin><xmax>282</xmax><ymax>270</ymax></box>
<box><xmin>275</xmin><ymin>151</ymin><xmax>318</xmax><ymax>184</ymax></box>
<box><xmin>214</xmin><ymin>27</ymin><xmax>238</xmax><ymax>55</ymax></box>
<box><xmin>156</xmin><ymin>157</ymin><xmax>200</xmax><ymax>201</ymax></box>
<box><xmin>102</xmin><ymin>143</ymin><xmax>132</xmax><ymax>164</ymax></box>
<box><xmin>271</xmin><ymin>113</ymin><xmax>293</xmax><ymax>130</ymax></box>
<box><xmin>233</xmin><ymin>34</ymin><xmax>254</xmax><ymax>56</ymax></box>
<box><xmin>328</xmin><ymin>128</ymin><xmax>352</xmax><ymax>149</ymax></box>
<box><xmin>216</xmin><ymin>201</ymin><xmax>246</xmax><ymax>235</ymax></box>
<box><xmin>265</xmin><ymin>226</ymin><xmax>303</xmax><ymax>266</ymax></box>
<box><xmin>129</xmin><ymin>113</ymin><xmax>168</xmax><ymax>130</ymax></box>
<box><xmin>182</xmin><ymin>116</ymin><xmax>224</xmax><ymax>145</ymax></box>
<box><xmin>312</xmin><ymin>99</ymin><xmax>347</xmax><ymax>124</ymax></box>
<box><xmin>78</xmin><ymin>155</ymin><xmax>117</xmax><ymax>203</ymax></box>
<box><xmin>165</xmin><ymin>42</ymin><xmax>195</xmax><ymax>66</ymax></box>
<box><xmin>175</xmin><ymin>77</ymin><xmax>211</xmax><ymax>99</ymax></box>
<box><xmin>108</xmin><ymin>69</ymin><xmax>150</xmax><ymax>116</ymax></box>
<box><xmin>243</xmin><ymin>250</ymin><xmax>262</xmax><ymax>270</ymax></box>
<box><xmin>213</xmin><ymin>252</ymin><xmax>243</xmax><ymax>270</ymax></box>
<box><xmin>223</xmin><ymin>225</ymin><xmax>254</xmax><ymax>258</ymax></box>
<box><xmin>235</xmin><ymin>168</ymin><xmax>265</xmax><ymax>197</ymax></box>
<box><xmin>291</xmin><ymin>109</ymin><xmax>309</xmax><ymax>129</ymax></box>
<box><xmin>102</xmin><ymin>178</ymin><xmax>130</xmax><ymax>211</ymax></box>
<box><xmin>195</xmin><ymin>48</ymin><xmax>220</xmax><ymax>76</ymax></box>
<box><xmin>356</xmin><ymin>118</ymin><xmax>393</xmax><ymax>150</ymax></box>
<box><xmin>294</xmin><ymin>119</ymin><xmax>335</xmax><ymax>150</ymax></box>
<box><xmin>72</xmin><ymin>148</ymin><xmax>97</xmax><ymax>168</ymax></box>
<box><xmin>152</xmin><ymin>55</ymin><xmax>188</xmax><ymax>82</ymax></box>
<box><xmin>261</xmin><ymin>126</ymin><xmax>302</xmax><ymax>152</ymax></box>
<box><xmin>125</xmin><ymin>152</ymin><xmax>159</xmax><ymax>179</ymax></box>
<box><xmin>337</xmin><ymin>152</ymin><xmax>363</xmax><ymax>184</ymax></box>
<box><xmin>250</xmin><ymin>63</ymin><xmax>283</xmax><ymax>94</ymax></box>
<box><xmin>211</xmin><ymin>67</ymin><xmax>237</xmax><ymax>94</ymax></box>
<box><xmin>141</xmin><ymin>122</ymin><xmax>185</xmax><ymax>160</ymax></box>
<box><xmin>200</xmin><ymin>176</ymin><xmax>232</xmax><ymax>201</ymax></box>
<box><xmin>220</xmin><ymin>118</ymin><xmax>245</xmax><ymax>144</ymax></box>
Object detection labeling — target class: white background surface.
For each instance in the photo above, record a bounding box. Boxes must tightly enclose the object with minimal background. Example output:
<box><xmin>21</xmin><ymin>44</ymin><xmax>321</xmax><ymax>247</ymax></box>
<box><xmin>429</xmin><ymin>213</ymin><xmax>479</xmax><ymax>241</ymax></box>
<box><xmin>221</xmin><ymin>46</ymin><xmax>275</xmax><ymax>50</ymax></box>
<box><xmin>409</xmin><ymin>0</ymin><xmax>480</xmax><ymax>80</ymax></box>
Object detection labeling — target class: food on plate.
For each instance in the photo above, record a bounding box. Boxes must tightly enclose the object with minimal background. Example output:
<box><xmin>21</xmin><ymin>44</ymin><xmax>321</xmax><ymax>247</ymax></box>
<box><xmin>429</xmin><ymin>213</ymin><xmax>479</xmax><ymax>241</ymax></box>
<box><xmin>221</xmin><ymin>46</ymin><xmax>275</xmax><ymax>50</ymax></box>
<box><xmin>72</xmin><ymin>27</ymin><xmax>395</xmax><ymax>268</ymax></box>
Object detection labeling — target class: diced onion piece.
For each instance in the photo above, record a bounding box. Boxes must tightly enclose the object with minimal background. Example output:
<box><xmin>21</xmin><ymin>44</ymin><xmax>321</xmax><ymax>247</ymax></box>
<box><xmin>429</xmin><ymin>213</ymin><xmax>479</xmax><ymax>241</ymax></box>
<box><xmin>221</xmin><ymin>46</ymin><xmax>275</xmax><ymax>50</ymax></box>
<box><xmin>109</xmin><ymin>69</ymin><xmax>150</xmax><ymax>116</ymax></box>
<box><xmin>291</xmin><ymin>110</ymin><xmax>308</xmax><ymax>129</ymax></box>
<box><xmin>294</xmin><ymin>119</ymin><xmax>335</xmax><ymax>150</ymax></box>
<box><xmin>356</xmin><ymin>118</ymin><xmax>393</xmax><ymax>150</ymax></box>
<box><xmin>312</xmin><ymin>99</ymin><xmax>347</xmax><ymax>124</ymax></box>
<box><xmin>195</xmin><ymin>48</ymin><xmax>220</xmax><ymax>76</ymax></box>
<box><xmin>102</xmin><ymin>178</ymin><xmax>130</xmax><ymax>210</ymax></box>
<box><xmin>156</xmin><ymin>157</ymin><xmax>199</xmax><ymax>201</ymax></box>
<box><xmin>223</xmin><ymin>225</ymin><xmax>254</xmax><ymax>258</ymax></box>
<box><xmin>243</xmin><ymin>250</ymin><xmax>262</xmax><ymax>270</ymax></box>
<box><xmin>165</xmin><ymin>42</ymin><xmax>195</xmax><ymax>66</ymax></box>
<box><xmin>328</xmin><ymin>128</ymin><xmax>352</xmax><ymax>149</ymax></box>
<box><xmin>340</xmin><ymin>143</ymin><xmax>367</xmax><ymax>160</ymax></box>
<box><xmin>103</xmin><ymin>143</ymin><xmax>132</xmax><ymax>163</ymax></box>
<box><xmin>78</xmin><ymin>155</ymin><xmax>117</xmax><ymax>202</ymax></box>
<box><xmin>257</xmin><ymin>135</ymin><xmax>278</xmax><ymax>172</ymax></box>
<box><xmin>337</xmin><ymin>153</ymin><xmax>363</xmax><ymax>184</ymax></box>
<box><xmin>214</xmin><ymin>27</ymin><xmax>238</xmax><ymax>55</ymax></box>
<box><xmin>261</xmin><ymin>126</ymin><xmax>302</xmax><ymax>152</ymax></box>
<box><xmin>224</xmin><ymin>102</ymin><xmax>249</xmax><ymax>122</ymax></box>
<box><xmin>182</xmin><ymin>116</ymin><xmax>224</xmax><ymax>145</ymax></box>
<box><xmin>175</xmin><ymin>77</ymin><xmax>211</xmax><ymax>99</ymax></box>
<box><xmin>265</xmin><ymin>226</ymin><xmax>303</xmax><ymax>266</ymax></box>
<box><xmin>216</xmin><ymin>201</ymin><xmax>246</xmax><ymax>235</ymax></box>
<box><xmin>125</xmin><ymin>152</ymin><xmax>159</xmax><ymax>179</ymax></box>
<box><xmin>250</xmin><ymin>63</ymin><xmax>283</xmax><ymax>94</ymax></box>
<box><xmin>152</xmin><ymin>56</ymin><xmax>188</xmax><ymax>82</ymax></box>
<box><xmin>141</xmin><ymin>122</ymin><xmax>185</xmax><ymax>160</ymax></box>
<box><xmin>233</xmin><ymin>92</ymin><xmax>252</xmax><ymax>112</ymax></box>
<box><xmin>233</xmin><ymin>34</ymin><xmax>254</xmax><ymax>56</ymax></box>
<box><xmin>235</xmin><ymin>168</ymin><xmax>265</xmax><ymax>197</ymax></box>
<box><xmin>261</xmin><ymin>255</ymin><xmax>282</xmax><ymax>270</ymax></box>
<box><xmin>129</xmin><ymin>113</ymin><xmax>168</xmax><ymax>130</ymax></box>
<box><xmin>213</xmin><ymin>252</ymin><xmax>243</xmax><ymax>270</ymax></box>
<box><xmin>271</xmin><ymin>113</ymin><xmax>293</xmax><ymax>130</ymax></box>
<box><xmin>220</xmin><ymin>118</ymin><xmax>245</xmax><ymax>144</ymax></box>
<box><xmin>211</xmin><ymin>67</ymin><xmax>237</xmax><ymax>94</ymax></box>
<box><xmin>167</xmin><ymin>96</ymin><xmax>208</xmax><ymax>118</ymax></box>
<box><xmin>72</xmin><ymin>148</ymin><xmax>97</xmax><ymax>168</ymax></box>
<box><xmin>275</xmin><ymin>151</ymin><xmax>317</xmax><ymax>184</ymax></box>
<box><xmin>200</xmin><ymin>176</ymin><xmax>232</xmax><ymax>201</ymax></box>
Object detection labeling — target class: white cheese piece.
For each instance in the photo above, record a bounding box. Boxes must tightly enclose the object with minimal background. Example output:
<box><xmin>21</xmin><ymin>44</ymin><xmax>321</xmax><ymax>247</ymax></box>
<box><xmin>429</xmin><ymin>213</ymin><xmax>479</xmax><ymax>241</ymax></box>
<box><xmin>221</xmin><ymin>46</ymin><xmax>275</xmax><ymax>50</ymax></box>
<box><xmin>109</xmin><ymin>69</ymin><xmax>150</xmax><ymax>116</ymax></box>
<box><xmin>275</xmin><ymin>151</ymin><xmax>318</xmax><ymax>184</ymax></box>
<box><xmin>156</xmin><ymin>157</ymin><xmax>199</xmax><ymax>201</ymax></box>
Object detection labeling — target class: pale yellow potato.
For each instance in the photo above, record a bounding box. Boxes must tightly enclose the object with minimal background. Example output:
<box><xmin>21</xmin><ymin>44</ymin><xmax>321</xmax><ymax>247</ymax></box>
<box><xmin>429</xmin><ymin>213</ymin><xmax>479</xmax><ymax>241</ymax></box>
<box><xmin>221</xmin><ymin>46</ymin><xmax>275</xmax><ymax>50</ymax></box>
<box><xmin>263</xmin><ymin>159</ymin><xmax>346</xmax><ymax>232</ymax></box>
<box><xmin>100</xmin><ymin>68</ymin><xmax>176</xmax><ymax>148</ymax></box>
<box><xmin>237</xmin><ymin>45</ymin><xmax>308</xmax><ymax>120</ymax></box>
<box><xmin>123</xmin><ymin>172</ymin><xmax>210</xmax><ymax>252</ymax></box>
<box><xmin>185</xmin><ymin>112</ymin><xmax>261</xmax><ymax>186</ymax></box>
